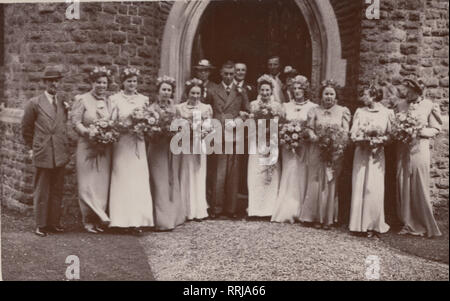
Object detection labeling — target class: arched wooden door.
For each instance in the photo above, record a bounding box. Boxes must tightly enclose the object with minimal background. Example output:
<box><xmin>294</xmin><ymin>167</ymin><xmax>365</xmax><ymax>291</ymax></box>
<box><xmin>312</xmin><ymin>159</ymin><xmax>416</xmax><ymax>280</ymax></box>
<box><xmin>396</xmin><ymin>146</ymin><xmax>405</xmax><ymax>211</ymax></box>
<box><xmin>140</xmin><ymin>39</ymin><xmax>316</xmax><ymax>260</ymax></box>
<box><xmin>192</xmin><ymin>0</ymin><xmax>312</xmax><ymax>85</ymax></box>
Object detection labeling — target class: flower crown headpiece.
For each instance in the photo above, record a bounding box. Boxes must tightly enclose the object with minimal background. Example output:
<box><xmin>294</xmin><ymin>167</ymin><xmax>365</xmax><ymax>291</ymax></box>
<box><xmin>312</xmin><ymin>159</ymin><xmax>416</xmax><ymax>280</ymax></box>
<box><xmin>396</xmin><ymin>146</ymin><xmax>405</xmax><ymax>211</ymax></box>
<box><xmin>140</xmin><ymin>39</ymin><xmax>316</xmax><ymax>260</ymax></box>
<box><xmin>257</xmin><ymin>74</ymin><xmax>276</xmax><ymax>88</ymax></box>
<box><xmin>291</xmin><ymin>75</ymin><xmax>310</xmax><ymax>89</ymax></box>
<box><xmin>185</xmin><ymin>78</ymin><xmax>203</xmax><ymax>87</ymax></box>
<box><xmin>157</xmin><ymin>75</ymin><xmax>176</xmax><ymax>86</ymax></box>
<box><xmin>283</xmin><ymin>66</ymin><xmax>298</xmax><ymax>75</ymax></box>
<box><xmin>321</xmin><ymin>79</ymin><xmax>340</xmax><ymax>89</ymax></box>
<box><xmin>122</xmin><ymin>67</ymin><xmax>140</xmax><ymax>77</ymax></box>
<box><xmin>90</xmin><ymin>66</ymin><xmax>111</xmax><ymax>77</ymax></box>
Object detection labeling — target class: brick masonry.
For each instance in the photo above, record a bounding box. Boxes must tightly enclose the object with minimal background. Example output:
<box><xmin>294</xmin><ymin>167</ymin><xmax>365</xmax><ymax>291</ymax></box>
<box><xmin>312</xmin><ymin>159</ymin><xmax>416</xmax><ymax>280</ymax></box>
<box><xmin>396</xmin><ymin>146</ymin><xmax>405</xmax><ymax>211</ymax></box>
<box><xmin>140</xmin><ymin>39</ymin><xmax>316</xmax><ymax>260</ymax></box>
<box><xmin>0</xmin><ymin>1</ymin><xmax>448</xmax><ymax>226</ymax></box>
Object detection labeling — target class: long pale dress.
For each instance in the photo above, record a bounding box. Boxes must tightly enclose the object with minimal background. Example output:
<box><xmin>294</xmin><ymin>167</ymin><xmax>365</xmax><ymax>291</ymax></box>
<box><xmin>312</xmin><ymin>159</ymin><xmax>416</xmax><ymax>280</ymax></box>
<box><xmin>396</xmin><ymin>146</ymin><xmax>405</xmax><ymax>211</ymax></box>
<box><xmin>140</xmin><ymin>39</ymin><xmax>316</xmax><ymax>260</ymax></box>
<box><xmin>109</xmin><ymin>91</ymin><xmax>154</xmax><ymax>228</ymax></box>
<box><xmin>299</xmin><ymin>104</ymin><xmax>351</xmax><ymax>226</ymax></box>
<box><xmin>175</xmin><ymin>102</ymin><xmax>212</xmax><ymax>220</ymax></box>
<box><xmin>396</xmin><ymin>98</ymin><xmax>442</xmax><ymax>237</ymax></box>
<box><xmin>271</xmin><ymin>100</ymin><xmax>318</xmax><ymax>223</ymax></box>
<box><xmin>71</xmin><ymin>92</ymin><xmax>112</xmax><ymax>229</ymax></box>
<box><xmin>247</xmin><ymin>99</ymin><xmax>284</xmax><ymax>217</ymax></box>
<box><xmin>349</xmin><ymin>104</ymin><xmax>392</xmax><ymax>233</ymax></box>
<box><xmin>147</xmin><ymin>100</ymin><xmax>186</xmax><ymax>230</ymax></box>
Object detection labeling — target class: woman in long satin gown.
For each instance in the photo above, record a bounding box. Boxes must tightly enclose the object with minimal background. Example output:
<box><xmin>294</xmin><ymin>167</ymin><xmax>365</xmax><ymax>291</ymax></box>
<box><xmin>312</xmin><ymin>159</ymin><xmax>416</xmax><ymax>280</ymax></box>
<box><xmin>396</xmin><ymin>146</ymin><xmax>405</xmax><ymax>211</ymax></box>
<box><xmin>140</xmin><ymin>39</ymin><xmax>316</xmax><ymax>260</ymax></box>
<box><xmin>271</xmin><ymin>76</ymin><xmax>318</xmax><ymax>223</ymax></box>
<box><xmin>396</xmin><ymin>79</ymin><xmax>442</xmax><ymax>237</ymax></box>
<box><xmin>175</xmin><ymin>79</ymin><xmax>212</xmax><ymax>221</ymax></box>
<box><xmin>109</xmin><ymin>68</ymin><xmax>154</xmax><ymax>234</ymax></box>
<box><xmin>71</xmin><ymin>67</ymin><xmax>113</xmax><ymax>233</ymax></box>
<box><xmin>349</xmin><ymin>86</ymin><xmax>392</xmax><ymax>237</ymax></box>
<box><xmin>299</xmin><ymin>80</ymin><xmax>351</xmax><ymax>230</ymax></box>
<box><xmin>147</xmin><ymin>76</ymin><xmax>186</xmax><ymax>231</ymax></box>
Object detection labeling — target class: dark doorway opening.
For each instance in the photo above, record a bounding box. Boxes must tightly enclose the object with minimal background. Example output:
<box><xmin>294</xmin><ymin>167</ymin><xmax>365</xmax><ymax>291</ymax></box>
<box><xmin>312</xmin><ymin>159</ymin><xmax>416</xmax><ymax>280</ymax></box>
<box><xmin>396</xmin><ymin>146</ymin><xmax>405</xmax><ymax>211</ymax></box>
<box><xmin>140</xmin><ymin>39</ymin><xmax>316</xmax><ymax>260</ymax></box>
<box><xmin>193</xmin><ymin>0</ymin><xmax>312</xmax><ymax>85</ymax></box>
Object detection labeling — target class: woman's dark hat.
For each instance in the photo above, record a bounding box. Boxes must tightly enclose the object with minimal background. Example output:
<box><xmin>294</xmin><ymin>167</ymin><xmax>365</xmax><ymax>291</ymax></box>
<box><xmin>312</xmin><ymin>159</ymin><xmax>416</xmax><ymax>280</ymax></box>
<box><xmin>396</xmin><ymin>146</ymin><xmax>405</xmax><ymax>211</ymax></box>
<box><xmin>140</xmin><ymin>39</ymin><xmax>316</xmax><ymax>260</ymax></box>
<box><xmin>402</xmin><ymin>78</ymin><xmax>424</xmax><ymax>94</ymax></box>
<box><xmin>42</xmin><ymin>66</ymin><xmax>65</xmax><ymax>79</ymax></box>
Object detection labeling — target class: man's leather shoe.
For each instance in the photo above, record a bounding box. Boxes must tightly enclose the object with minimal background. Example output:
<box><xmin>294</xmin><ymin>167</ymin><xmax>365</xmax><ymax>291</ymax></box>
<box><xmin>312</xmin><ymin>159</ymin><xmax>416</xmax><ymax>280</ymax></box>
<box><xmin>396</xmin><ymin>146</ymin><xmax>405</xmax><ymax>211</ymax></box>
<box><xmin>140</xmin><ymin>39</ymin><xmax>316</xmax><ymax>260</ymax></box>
<box><xmin>48</xmin><ymin>226</ymin><xmax>65</xmax><ymax>233</ymax></box>
<box><xmin>53</xmin><ymin>226</ymin><xmax>65</xmax><ymax>233</ymax></box>
<box><xmin>34</xmin><ymin>228</ymin><xmax>47</xmax><ymax>237</ymax></box>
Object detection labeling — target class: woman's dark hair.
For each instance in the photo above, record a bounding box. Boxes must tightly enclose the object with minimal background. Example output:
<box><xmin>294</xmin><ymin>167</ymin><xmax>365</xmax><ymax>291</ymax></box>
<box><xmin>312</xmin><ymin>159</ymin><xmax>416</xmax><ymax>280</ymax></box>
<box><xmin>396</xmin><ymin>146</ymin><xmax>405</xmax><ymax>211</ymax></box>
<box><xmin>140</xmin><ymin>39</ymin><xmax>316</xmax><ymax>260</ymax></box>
<box><xmin>182</xmin><ymin>78</ymin><xmax>205</xmax><ymax>102</ymax></box>
<box><xmin>157</xmin><ymin>78</ymin><xmax>176</xmax><ymax>99</ymax></box>
<box><xmin>319</xmin><ymin>80</ymin><xmax>341</xmax><ymax>101</ymax></box>
<box><xmin>367</xmin><ymin>85</ymin><xmax>384</xmax><ymax>102</ymax></box>
<box><xmin>89</xmin><ymin>69</ymin><xmax>111</xmax><ymax>85</ymax></box>
<box><xmin>257</xmin><ymin>74</ymin><xmax>274</xmax><ymax>91</ymax></box>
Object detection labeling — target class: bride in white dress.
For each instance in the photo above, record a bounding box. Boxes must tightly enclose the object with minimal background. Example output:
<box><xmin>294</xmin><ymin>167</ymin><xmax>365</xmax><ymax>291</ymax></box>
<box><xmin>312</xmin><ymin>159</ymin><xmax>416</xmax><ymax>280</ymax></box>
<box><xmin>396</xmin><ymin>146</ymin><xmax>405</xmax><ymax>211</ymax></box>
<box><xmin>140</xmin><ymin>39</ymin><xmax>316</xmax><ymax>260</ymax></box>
<box><xmin>247</xmin><ymin>75</ymin><xmax>284</xmax><ymax>217</ymax></box>
<box><xmin>109</xmin><ymin>68</ymin><xmax>154</xmax><ymax>234</ymax></box>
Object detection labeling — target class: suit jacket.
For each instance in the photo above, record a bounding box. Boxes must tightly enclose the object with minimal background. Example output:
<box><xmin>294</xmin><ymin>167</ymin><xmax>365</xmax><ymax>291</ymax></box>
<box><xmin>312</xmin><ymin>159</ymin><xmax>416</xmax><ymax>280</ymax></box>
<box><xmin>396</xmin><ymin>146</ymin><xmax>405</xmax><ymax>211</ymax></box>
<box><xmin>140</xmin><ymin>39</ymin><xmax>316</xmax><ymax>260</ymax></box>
<box><xmin>209</xmin><ymin>83</ymin><xmax>250</xmax><ymax>124</ymax></box>
<box><xmin>22</xmin><ymin>93</ymin><xmax>70</xmax><ymax>169</ymax></box>
<box><xmin>235</xmin><ymin>81</ymin><xmax>256</xmax><ymax>102</ymax></box>
<box><xmin>203</xmin><ymin>80</ymin><xmax>217</xmax><ymax>106</ymax></box>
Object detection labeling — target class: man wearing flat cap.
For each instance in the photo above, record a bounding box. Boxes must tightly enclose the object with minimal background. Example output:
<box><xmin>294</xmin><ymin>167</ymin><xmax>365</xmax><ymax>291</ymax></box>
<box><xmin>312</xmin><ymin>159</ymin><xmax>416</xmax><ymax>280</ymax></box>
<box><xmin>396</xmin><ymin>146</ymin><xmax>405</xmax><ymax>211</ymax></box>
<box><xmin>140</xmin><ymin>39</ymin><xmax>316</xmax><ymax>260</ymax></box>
<box><xmin>193</xmin><ymin>59</ymin><xmax>217</xmax><ymax>105</ymax></box>
<box><xmin>22</xmin><ymin>65</ymin><xmax>70</xmax><ymax>237</ymax></box>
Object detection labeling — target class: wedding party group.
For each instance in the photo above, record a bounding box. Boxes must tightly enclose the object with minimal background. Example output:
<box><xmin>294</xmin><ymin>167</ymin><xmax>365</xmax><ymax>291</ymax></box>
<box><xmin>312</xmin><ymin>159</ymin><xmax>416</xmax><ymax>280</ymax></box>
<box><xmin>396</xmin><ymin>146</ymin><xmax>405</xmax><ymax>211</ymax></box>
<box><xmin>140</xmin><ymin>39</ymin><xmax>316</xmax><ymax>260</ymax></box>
<box><xmin>21</xmin><ymin>55</ymin><xmax>443</xmax><ymax>239</ymax></box>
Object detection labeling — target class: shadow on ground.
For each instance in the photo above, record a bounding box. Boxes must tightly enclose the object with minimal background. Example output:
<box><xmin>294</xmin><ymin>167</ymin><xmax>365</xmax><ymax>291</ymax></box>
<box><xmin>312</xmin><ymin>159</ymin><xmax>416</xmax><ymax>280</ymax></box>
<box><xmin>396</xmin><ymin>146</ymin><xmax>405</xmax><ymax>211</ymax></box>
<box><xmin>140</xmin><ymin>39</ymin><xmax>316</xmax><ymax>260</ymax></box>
<box><xmin>1</xmin><ymin>208</ymin><xmax>154</xmax><ymax>281</ymax></box>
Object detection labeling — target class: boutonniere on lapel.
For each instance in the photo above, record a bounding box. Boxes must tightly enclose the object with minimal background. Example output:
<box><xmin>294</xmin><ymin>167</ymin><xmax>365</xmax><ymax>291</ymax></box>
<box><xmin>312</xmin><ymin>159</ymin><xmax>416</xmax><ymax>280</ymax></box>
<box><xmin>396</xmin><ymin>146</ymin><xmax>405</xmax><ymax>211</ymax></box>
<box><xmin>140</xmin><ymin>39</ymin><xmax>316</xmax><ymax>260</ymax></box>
<box><xmin>247</xmin><ymin>85</ymin><xmax>252</xmax><ymax>91</ymax></box>
<box><xmin>63</xmin><ymin>101</ymin><xmax>70</xmax><ymax>110</ymax></box>
<box><xmin>236</xmin><ymin>86</ymin><xmax>243</xmax><ymax>94</ymax></box>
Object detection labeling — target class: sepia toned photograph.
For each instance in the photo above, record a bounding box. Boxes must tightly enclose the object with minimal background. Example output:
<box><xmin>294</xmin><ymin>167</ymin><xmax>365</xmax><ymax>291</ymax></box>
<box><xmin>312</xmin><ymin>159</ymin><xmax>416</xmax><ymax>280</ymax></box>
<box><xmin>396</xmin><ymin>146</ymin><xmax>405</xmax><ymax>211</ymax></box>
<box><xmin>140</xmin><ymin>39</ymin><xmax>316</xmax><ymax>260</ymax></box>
<box><xmin>0</xmin><ymin>0</ymin><xmax>448</xmax><ymax>284</ymax></box>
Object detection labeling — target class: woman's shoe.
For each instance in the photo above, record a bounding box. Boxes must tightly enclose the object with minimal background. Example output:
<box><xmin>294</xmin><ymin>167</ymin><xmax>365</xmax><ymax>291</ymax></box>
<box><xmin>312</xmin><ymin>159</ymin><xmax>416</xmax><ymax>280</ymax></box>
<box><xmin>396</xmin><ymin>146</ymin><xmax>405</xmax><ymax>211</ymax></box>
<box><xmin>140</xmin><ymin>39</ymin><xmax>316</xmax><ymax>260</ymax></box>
<box><xmin>322</xmin><ymin>225</ymin><xmax>331</xmax><ymax>230</ymax></box>
<box><xmin>131</xmin><ymin>228</ymin><xmax>143</xmax><ymax>236</ymax></box>
<box><xmin>398</xmin><ymin>228</ymin><xmax>409</xmax><ymax>235</ymax></box>
<box><xmin>313</xmin><ymin>223</ymin><xmax>322</xmax><ymax>229</ymax></box>
<box><xmin>367</xmin><ymin>231</ymin><xmax>374</xmax><ymax>238</ymax></box>
<box><xmin>85</xmin><ymin>227</ymin><xmax>99</xmax><ymax>234</ymax></box>
<box><xmin>94</xmin><ymin>226</ymin><xmax>105</xmax><ymax>233</ymax></box>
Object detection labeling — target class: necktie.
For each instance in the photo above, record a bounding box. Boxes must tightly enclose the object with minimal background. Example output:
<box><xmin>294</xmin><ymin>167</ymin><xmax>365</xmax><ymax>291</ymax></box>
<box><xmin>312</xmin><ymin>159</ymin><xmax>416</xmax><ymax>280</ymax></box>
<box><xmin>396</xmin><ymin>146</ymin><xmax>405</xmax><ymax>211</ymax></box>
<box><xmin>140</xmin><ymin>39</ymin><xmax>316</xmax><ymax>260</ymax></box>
<box><xmin>50</xmin><ymin>95</ymin><xmax>57</xmax><ymax>113</ymax></box>
<box><xmin>226</xmin><ymin>86</ymin><xmax>231</xmax><ymax>95</ymax></box>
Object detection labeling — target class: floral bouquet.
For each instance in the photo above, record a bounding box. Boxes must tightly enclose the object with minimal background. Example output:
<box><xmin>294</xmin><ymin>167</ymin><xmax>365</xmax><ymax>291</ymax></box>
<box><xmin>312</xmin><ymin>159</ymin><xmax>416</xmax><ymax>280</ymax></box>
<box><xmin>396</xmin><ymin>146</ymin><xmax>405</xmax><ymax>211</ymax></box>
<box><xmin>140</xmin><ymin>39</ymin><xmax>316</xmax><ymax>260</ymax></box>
<box><xmin>149</xmin><ymin>106</ymin><xmax>176</xmax><ymax>142</ymax></box>
<box><xmin>252</xmin><ymin>103</ymin><xmax>282</xmax><ymax>121</ymax></box>
<box><xmin>238</xmin><ymin>111</ymin><xmax>254</xmax><ymax>121</ymax></box>
<box><xmin>190</xmin><ymin>117</ymin><xmax>215</xmax><ymax>148</ymax></box>
<box><xmin>352</xmin><ymin>122</ymin><xmax>389</xmax><ymax>156</ymax></box>
<box><xmin>118</xmin><ymin>104</ymin><xmax>162</xmax><ymax>141</ymax></box>
<box><xmin>391</xmin><ymin>112</ymin><xmax>423</xmax><ymax>145</ymax></box>
<box><xmin>175</xmin><ymin>115</ymin><xmax>215</xmax><ymax>153</ymax></box>
<box><xmin>86</xmin><ymin>118</ymin><xmax>120</xmax><ymax>168</ymax></box>
<box><xmin>279</xmin><ymin>120</ymin><xmax>309</xmax><ymax>154</ymax></box>
<box><xmin>314</xmin><ymin>123</ymin><xmax>349</xmax><ymax>180</ymax></box>
<box><xmin>251</xmin><ymin>103</ymin><xmax>283</xmax><ymax>185</ymax></box>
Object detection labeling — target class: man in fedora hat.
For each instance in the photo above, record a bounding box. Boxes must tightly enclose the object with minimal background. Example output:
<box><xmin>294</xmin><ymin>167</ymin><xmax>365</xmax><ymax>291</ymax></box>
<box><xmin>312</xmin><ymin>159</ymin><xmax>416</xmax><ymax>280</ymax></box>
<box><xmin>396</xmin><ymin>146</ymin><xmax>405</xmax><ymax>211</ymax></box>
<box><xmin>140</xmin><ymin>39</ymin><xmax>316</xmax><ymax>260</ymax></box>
<box><xmin>193</xmin><ymin>59</ymin><xmax>217</xmax><ymax>105</ymax></box>
<box><xmin>22</xmin><ymin>65</ymin><xmax>70</xmax><ymax>237</ymax></box>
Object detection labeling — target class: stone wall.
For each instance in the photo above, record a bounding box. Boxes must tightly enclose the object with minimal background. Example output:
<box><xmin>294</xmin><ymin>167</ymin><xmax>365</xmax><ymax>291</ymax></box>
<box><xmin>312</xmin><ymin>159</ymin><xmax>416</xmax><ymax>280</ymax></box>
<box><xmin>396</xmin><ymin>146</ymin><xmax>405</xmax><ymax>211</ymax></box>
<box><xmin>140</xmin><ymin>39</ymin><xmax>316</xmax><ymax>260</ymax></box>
<box><xmin>358</xmin><ymin>0</ymin><xmax>449</xmax><ymax>209</ymax></box>
<box><xmin>0</xmin><ymin>0</ymin><xmax>448</xmax><ymax>225</ymax></box>
<box><xmin>0</xmin><ymin>1</ymin><xmax>173</xmax><ymax>227</ymax></box>
<box><xmin>2</xmin><ymin>1</ymin><xmax>172</xmax><ymax>108</ymax></box>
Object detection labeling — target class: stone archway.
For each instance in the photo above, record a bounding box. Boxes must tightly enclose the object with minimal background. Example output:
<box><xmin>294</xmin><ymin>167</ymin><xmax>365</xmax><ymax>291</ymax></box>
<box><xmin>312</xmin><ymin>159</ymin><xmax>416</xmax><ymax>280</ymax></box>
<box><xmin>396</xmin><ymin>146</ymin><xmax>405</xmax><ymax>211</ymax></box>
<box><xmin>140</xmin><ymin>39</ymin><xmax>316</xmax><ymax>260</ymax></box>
<box><xmin>160</xmin><ymin>0</ymin><xmax>346</xmax><ymax>101</ymax></box>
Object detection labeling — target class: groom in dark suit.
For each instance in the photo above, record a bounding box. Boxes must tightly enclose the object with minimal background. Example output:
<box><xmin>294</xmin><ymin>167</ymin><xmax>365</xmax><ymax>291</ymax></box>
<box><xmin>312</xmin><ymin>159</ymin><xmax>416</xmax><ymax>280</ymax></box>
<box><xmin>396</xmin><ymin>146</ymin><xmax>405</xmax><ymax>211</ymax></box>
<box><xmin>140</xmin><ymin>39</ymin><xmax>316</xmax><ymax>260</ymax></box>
<box><xmin>209</xmin><ymin>61</ymin><xmax>250</xmax><ymax>219</ymax></box>
<box><xmin>22</xmin><ymin>66</ymin><xmax>70</xmax><ymax>237</ymax></box>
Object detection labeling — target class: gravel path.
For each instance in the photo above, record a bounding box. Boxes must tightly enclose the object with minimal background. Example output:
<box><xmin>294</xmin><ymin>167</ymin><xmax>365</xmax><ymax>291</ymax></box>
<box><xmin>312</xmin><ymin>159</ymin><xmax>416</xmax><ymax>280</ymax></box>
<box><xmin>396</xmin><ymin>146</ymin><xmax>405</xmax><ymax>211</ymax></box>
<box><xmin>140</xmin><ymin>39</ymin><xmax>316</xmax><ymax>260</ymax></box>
<box><xmin>139</xmin><ymin>220</ymin><xmax>449</xmax><ymax>281</ymax></box>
